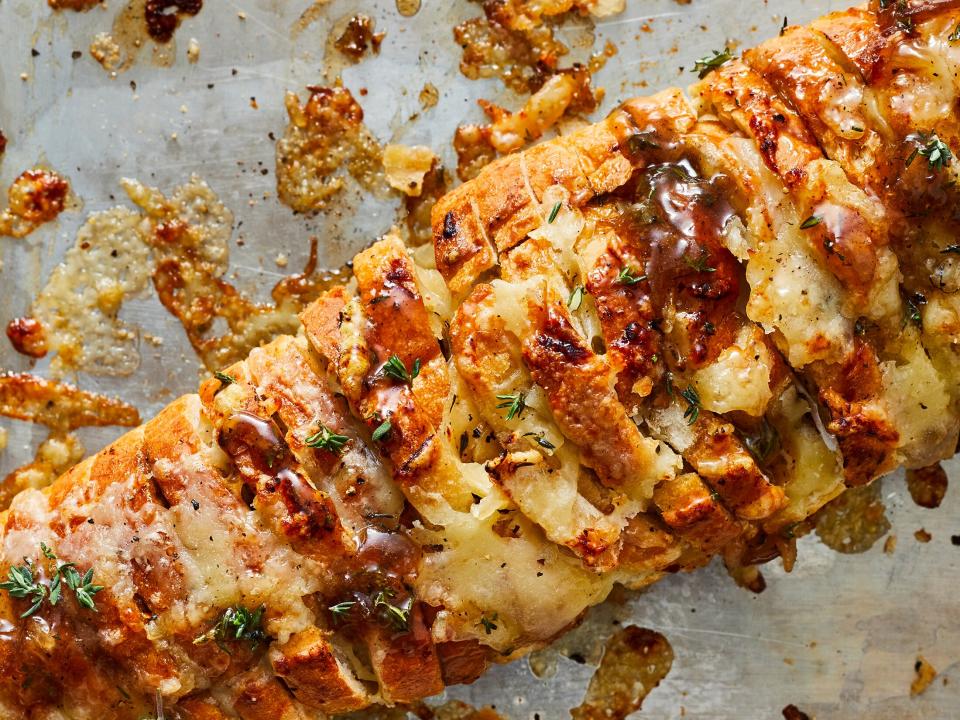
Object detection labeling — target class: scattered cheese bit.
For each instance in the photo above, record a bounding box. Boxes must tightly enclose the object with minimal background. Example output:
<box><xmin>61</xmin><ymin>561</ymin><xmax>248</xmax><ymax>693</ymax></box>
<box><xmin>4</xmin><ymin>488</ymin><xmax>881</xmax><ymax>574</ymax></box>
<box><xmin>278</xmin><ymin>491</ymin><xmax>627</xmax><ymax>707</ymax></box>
<box><xmin>911</xmin><ymin>656</ymin><xmax>937</xmax><ymax>697</ymax></box>
<box><xmin>383</xmin><ymin>144</ymin><xmax>437</xmax><ymax>197</ymax></box>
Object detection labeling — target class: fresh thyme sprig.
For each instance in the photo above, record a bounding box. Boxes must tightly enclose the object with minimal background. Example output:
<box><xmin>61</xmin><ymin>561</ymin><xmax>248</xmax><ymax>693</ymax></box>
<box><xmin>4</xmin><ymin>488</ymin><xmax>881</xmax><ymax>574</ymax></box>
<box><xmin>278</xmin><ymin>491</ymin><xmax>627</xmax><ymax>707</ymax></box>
<box><xmin>680</xmin><ymin>385</ymin><xmax>702</xmax><ymax>425</ymax></box>
<box><xmin>906</xmin><ymin>132</ymin><xmax>953</xmax><ymax>172</ymax></box>
<box><xmin>305</xmin><ymin>424</ymin><xmax>349</xmax><ymax>454</ymax></box>
<box><xmin>479</xmin><ymin>613</ymin><xmax>499</xmax><ymax>635</ymax></box>
<box><xmin>547</xmin><ymin>201</ymin><xmax>562</xmax><ymax>224</ymax></box>
<box><xmin>371</xmin><ymin>418</ymin><xmax>392</xmax><ymax>442</ymax></box>
<box><xmin>615</xmin><ymin>266</ymin><xmax>646</xmax><ymax>286</ymax></box>
<box><xmin>193</xmin><ymin>604</ymin><xmax>267</xmax><ymax>650</ymax></box>
<box><xmin>496</xmin><ymin>392</ymin><xmax>527</xmax><ymax>421</ymax></box>
<box><xmin>60</xmin><ymin>566</ymin><xmax>103</xmax><ymax>612</ymax></box>
<box><xmin>382</xmin><ymin>354</ymin><xmax>421</xmax><ymax>385</ymax></box>
<box><xmin>693</xmin><ymin>47</ymin><xmax>733</xmax><ymax>79</ymax></box>
<box><xmin>373</xmin><ymin>589</ymin><xmax>410</xmax><ymax>631</ymax></box>
<box><xmin>683</xmin><ymin>249</ymin><xmax>717</xmax><ymax>273</ymax></box>
<box><xmin>328</xmin><ymin>600</ymin><xmax>357</xmax><ymax>621</ymax></box>
<box><xmin>0</xmin><ymin>544</ymin><xmax>103</xmax><ymax>617</ymax></box>
<box><xmin>523</xmin><ymin>432</ymin><xmax>556</xmax><ymax>451</ymax></box>
<box><xmin>0</xmin><ymin>563</ymin><xmax>47</xmax><ymax>618</ymax></box>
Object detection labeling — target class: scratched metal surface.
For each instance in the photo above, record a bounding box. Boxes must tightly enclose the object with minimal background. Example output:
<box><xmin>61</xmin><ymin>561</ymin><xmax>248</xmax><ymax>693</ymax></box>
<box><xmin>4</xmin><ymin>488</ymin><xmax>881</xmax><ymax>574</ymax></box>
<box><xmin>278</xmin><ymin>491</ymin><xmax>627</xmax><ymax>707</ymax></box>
<box><xmin>0</xmin><ymin>0</ymin><xmax>958</xmax><ymax>717</ymax></box>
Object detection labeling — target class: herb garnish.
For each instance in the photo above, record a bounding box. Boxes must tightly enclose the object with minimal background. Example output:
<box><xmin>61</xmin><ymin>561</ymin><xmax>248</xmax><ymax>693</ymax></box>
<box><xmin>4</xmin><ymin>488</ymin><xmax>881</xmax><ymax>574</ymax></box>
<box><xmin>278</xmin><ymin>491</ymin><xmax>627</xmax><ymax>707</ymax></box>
<box><xmin>193</xmin><ymin>604</ymin><xmax>266</xmax><ymax>650</ymax></box>
<box><xmin>683</xmin><ymin>250</ymin><xmax>716</xmax><ymax>273</ymax></box>
<box><xmin>371</xmin><ymin>419</ymin><xmax>392</xmax><ymax>442</ymax></box>
<box><xmin>680</xmin><ymin>385</ymin><xmax>702</xmax><ymax>425</ymax></box>
<box><xmin>693</xmin><ymin>47</ymin><xmax>733</xmax><ymax>79</ymax></box>
<box><xmin>906</xmin><ymin>133</ymin><xmax>953</xmax><ymax>172</ymax></box>
<box><xmin>567</xmin><ymin>285</ymin><xmax>586</xmax><ymax>311</ymax></box>
<box><xmin>0</xmin><ymin>563</ymin><xmax>47</xmax><ymax>618</ymax></box>
<box><xmin>0</xmin><ymin>544</ymin><xmax>103</xmax><ymax>617</ymax></box>
<box><xmin>523</xmin><ymin>432</ymin><xmax>555</xmax><ymax>450</ymax></box>
<box><xmin>382</xmin><ymin>354</ymin><xmax>421</xmax><ymax>385</ymax></box>
<box><xmin>479</xmin><ymin>613</ymin><xmax>499</xmax><ymax>635</ymax></box>
<box><xmin>373</xmin><ymin>589</ymin><xmax>410</xmax><ymax>631</ymax></box>
<box><xmin>305</xmin><ymin>424</ymin><xmax>349</xmax><ymax>454</ymax></box>
<box><xmin>951</xmin><ymin>22</ymin><xmax>960</xmax><ymax>42</ymax></box>
<box><xmin>800</xmin><ymin>215</ymin><xmax>822</xmax><ymax>229</ymax></box>
<box><xmin>329</xmin><ymin>600</ymin><xmax>357</xmax><ymax>621</ymax></box>
<box><xmin>214</xmin><ymin>371</ymin><xmax>235</xmax><ymax>386</ymax></box>
<box><xmin>744</xmin><ymin>419</ymin><xmax>780</xmax><ymax>463</ymax></box>
<box><xmin>547</xmin><ymin>201</ymin><xmax>562</xmax><ymax>224</ymax></box>
<box><xmin>60</xmin><ymin>566</ymin><xmax>103</xmax><ymax>611</ymax></box>
<box><xmin>900</xmin><ymin>293</ymin><xmax>927</xmax><ymax>328</ymax></box>
<box><xmin>496</xmin><ymin>392</ymin><xmax>527</xmax><ymax>421</ymax></box>
<box><xmin>626</xmin><ymin>131</ymin><xmax>659</xmax><ymax>153</ymax></box>
<box><xmin>615</xmin><ymin>266</ymin><xmax>646</xmax><ymax>286</ymax></box>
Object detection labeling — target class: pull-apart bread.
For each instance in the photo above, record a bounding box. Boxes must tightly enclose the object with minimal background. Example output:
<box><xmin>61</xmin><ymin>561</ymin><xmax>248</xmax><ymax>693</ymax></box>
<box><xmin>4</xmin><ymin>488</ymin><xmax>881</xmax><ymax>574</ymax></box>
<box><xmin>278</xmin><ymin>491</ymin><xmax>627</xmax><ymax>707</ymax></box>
<box><xmin>4</xmin><ymin>2</ymin><xmax>960</xmax><ymax>717</ymax></box>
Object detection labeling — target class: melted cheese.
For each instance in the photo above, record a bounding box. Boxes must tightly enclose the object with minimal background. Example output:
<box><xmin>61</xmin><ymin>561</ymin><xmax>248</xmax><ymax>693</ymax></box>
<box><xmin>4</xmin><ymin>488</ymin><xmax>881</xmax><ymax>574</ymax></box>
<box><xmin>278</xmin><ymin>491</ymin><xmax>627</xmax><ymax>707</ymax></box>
<box><xmin>691</xmin><ymin>325</ymin><xmax>773</xmax><ymax>417</ymax></box>
<box><xmin>32</xmin><ymin>207</ymin><xmax>151</xmax><ymax>376</ymax></box>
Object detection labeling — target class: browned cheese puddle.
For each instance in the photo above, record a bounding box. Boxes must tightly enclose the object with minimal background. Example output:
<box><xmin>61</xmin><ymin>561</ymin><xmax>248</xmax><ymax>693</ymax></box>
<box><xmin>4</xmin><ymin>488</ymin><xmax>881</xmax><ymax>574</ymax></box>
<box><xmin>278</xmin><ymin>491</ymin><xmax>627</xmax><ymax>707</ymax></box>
<box><xmin>0</xmin><ymin>168</ymin><xmax>73</xmax><ymax>238</ymax></box>
<box><xmin>906</xmin><ymin>461</ymin><xmax>948</xmax><ymax>509</ymax></box>
<box><xmin>8</xmin><ymin>176</ymin><xmax>351</xmax><ymax>375</ymax></box>
<box><xmin>0</xmin><ymin>373</ymin><xmax>141</xmax><ymax>509</ymax></box>
<box><xmin>814</xmin><ymin>479</ymin><xmax>891</xmax><ymax>554</ymax></box>
<box><xmin>571</xmin><ymin>626</ymin><xmax>674</xmax><ymax>720</ymax></box>
<box><xmin>276</xmin><ymin>86</ymin><xmax>384</xmax><ymax>213</ymax></box>
<box><xmin>334</xmin><ymin>14</ymin><xmax>384</xmax><ymax>61</ymax></box>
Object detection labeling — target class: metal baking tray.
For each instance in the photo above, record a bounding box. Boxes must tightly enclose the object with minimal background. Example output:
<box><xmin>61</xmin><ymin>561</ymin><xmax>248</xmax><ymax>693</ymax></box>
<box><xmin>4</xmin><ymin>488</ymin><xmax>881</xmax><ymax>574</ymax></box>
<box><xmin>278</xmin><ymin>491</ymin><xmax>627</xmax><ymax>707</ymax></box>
<box><xmin>0</xmin><ymin>0</ymin><xmax>957</xmax><ymax>717</ymax></box>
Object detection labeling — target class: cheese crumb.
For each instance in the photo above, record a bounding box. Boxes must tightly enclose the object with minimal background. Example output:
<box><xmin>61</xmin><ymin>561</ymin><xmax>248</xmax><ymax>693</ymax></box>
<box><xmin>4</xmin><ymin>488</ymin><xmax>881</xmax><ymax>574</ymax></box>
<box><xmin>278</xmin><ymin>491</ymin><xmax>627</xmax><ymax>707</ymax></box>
<box><xmin>383</xmin><ymin>144</ymin><xmax>436</xmax><ymax>197</ymax></box>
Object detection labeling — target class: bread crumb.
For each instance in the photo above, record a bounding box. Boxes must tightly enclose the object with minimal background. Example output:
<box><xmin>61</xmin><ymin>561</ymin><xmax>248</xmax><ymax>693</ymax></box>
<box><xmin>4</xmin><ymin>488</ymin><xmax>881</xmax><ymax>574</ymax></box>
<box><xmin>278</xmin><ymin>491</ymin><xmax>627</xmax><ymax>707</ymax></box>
<box><xmin>274</xmin><ymin>253</ymin><xmax>288</xmax><ymax>268</ymax></box>
<box><xmin>883</xmin><ymin>535</ymin><xmax>897</xmax><ymax>554</ymax></box>
<box><xmin>915</xmin><ymin>528</ymin><xmax>932</xmax><ymax>543</ymax></box>
<box><xmin>187</xmin><ymin>38</ymin><xmax>200</xmax><ymax>63</ymax></box>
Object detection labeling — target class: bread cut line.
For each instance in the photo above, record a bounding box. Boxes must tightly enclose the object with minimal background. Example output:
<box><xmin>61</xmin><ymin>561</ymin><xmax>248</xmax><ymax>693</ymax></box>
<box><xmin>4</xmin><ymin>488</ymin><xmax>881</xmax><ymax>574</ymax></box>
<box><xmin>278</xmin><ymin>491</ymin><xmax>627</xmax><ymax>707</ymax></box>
<box><xmin>3</xmin><ymin>2</ymin><xmax>960</xmax><ymax>717</ymax></box>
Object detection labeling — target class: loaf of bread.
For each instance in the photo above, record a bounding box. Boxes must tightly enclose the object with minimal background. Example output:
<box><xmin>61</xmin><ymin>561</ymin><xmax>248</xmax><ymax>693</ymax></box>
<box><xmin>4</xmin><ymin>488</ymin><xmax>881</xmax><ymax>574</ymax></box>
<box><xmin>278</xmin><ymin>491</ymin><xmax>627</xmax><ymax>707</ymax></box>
<box><xmin>3</xmin><ymin>2</ymin><xmax>960</xmax><ymax>717</ymax></box>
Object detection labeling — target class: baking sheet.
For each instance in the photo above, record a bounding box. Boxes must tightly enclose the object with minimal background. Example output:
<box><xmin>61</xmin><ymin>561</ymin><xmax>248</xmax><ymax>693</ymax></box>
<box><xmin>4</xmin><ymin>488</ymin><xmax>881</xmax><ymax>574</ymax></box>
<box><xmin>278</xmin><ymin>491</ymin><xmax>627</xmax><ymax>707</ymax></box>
<box><xmin>0</xmin><ymin>0</ymin><xmax>958</xmax><ymax>717</ymax></box>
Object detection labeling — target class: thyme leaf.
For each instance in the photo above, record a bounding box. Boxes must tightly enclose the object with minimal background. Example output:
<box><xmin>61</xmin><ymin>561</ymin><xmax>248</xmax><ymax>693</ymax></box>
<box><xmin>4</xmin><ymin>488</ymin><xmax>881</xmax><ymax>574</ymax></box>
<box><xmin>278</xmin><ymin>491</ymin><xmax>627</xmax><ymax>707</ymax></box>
<box><xmin>693</xmin><ymin>47</ymin><xmax>733</xmax><ymax>79</ymax></box>
<box><xmin>305</xmin><ymin>424</ymin><xmax>349</xmax><ymax>454</ymax></box>
<box><xmin>495</xmin><ymin>392</ymin><xmax>527</xmax><ymax>421</ymax></box>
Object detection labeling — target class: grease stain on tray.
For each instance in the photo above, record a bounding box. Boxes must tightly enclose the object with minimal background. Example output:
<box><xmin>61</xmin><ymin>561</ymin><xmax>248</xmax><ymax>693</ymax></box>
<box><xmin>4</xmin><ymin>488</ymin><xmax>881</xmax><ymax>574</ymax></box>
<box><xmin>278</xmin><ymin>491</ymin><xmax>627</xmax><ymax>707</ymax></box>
<box><xmin>814</xmin><ymin>479</ymin><xmax>890</xmax><ymax>554</ymax></box>
<box><xmin>570</xmin><ymin>625</ymin><xmax>673</xmax><ymax>720</ymax></box>
<box><xmin>906</xmin><ymin>461</ymin><xmax>948</xmax><ymax>509</ymax></box>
